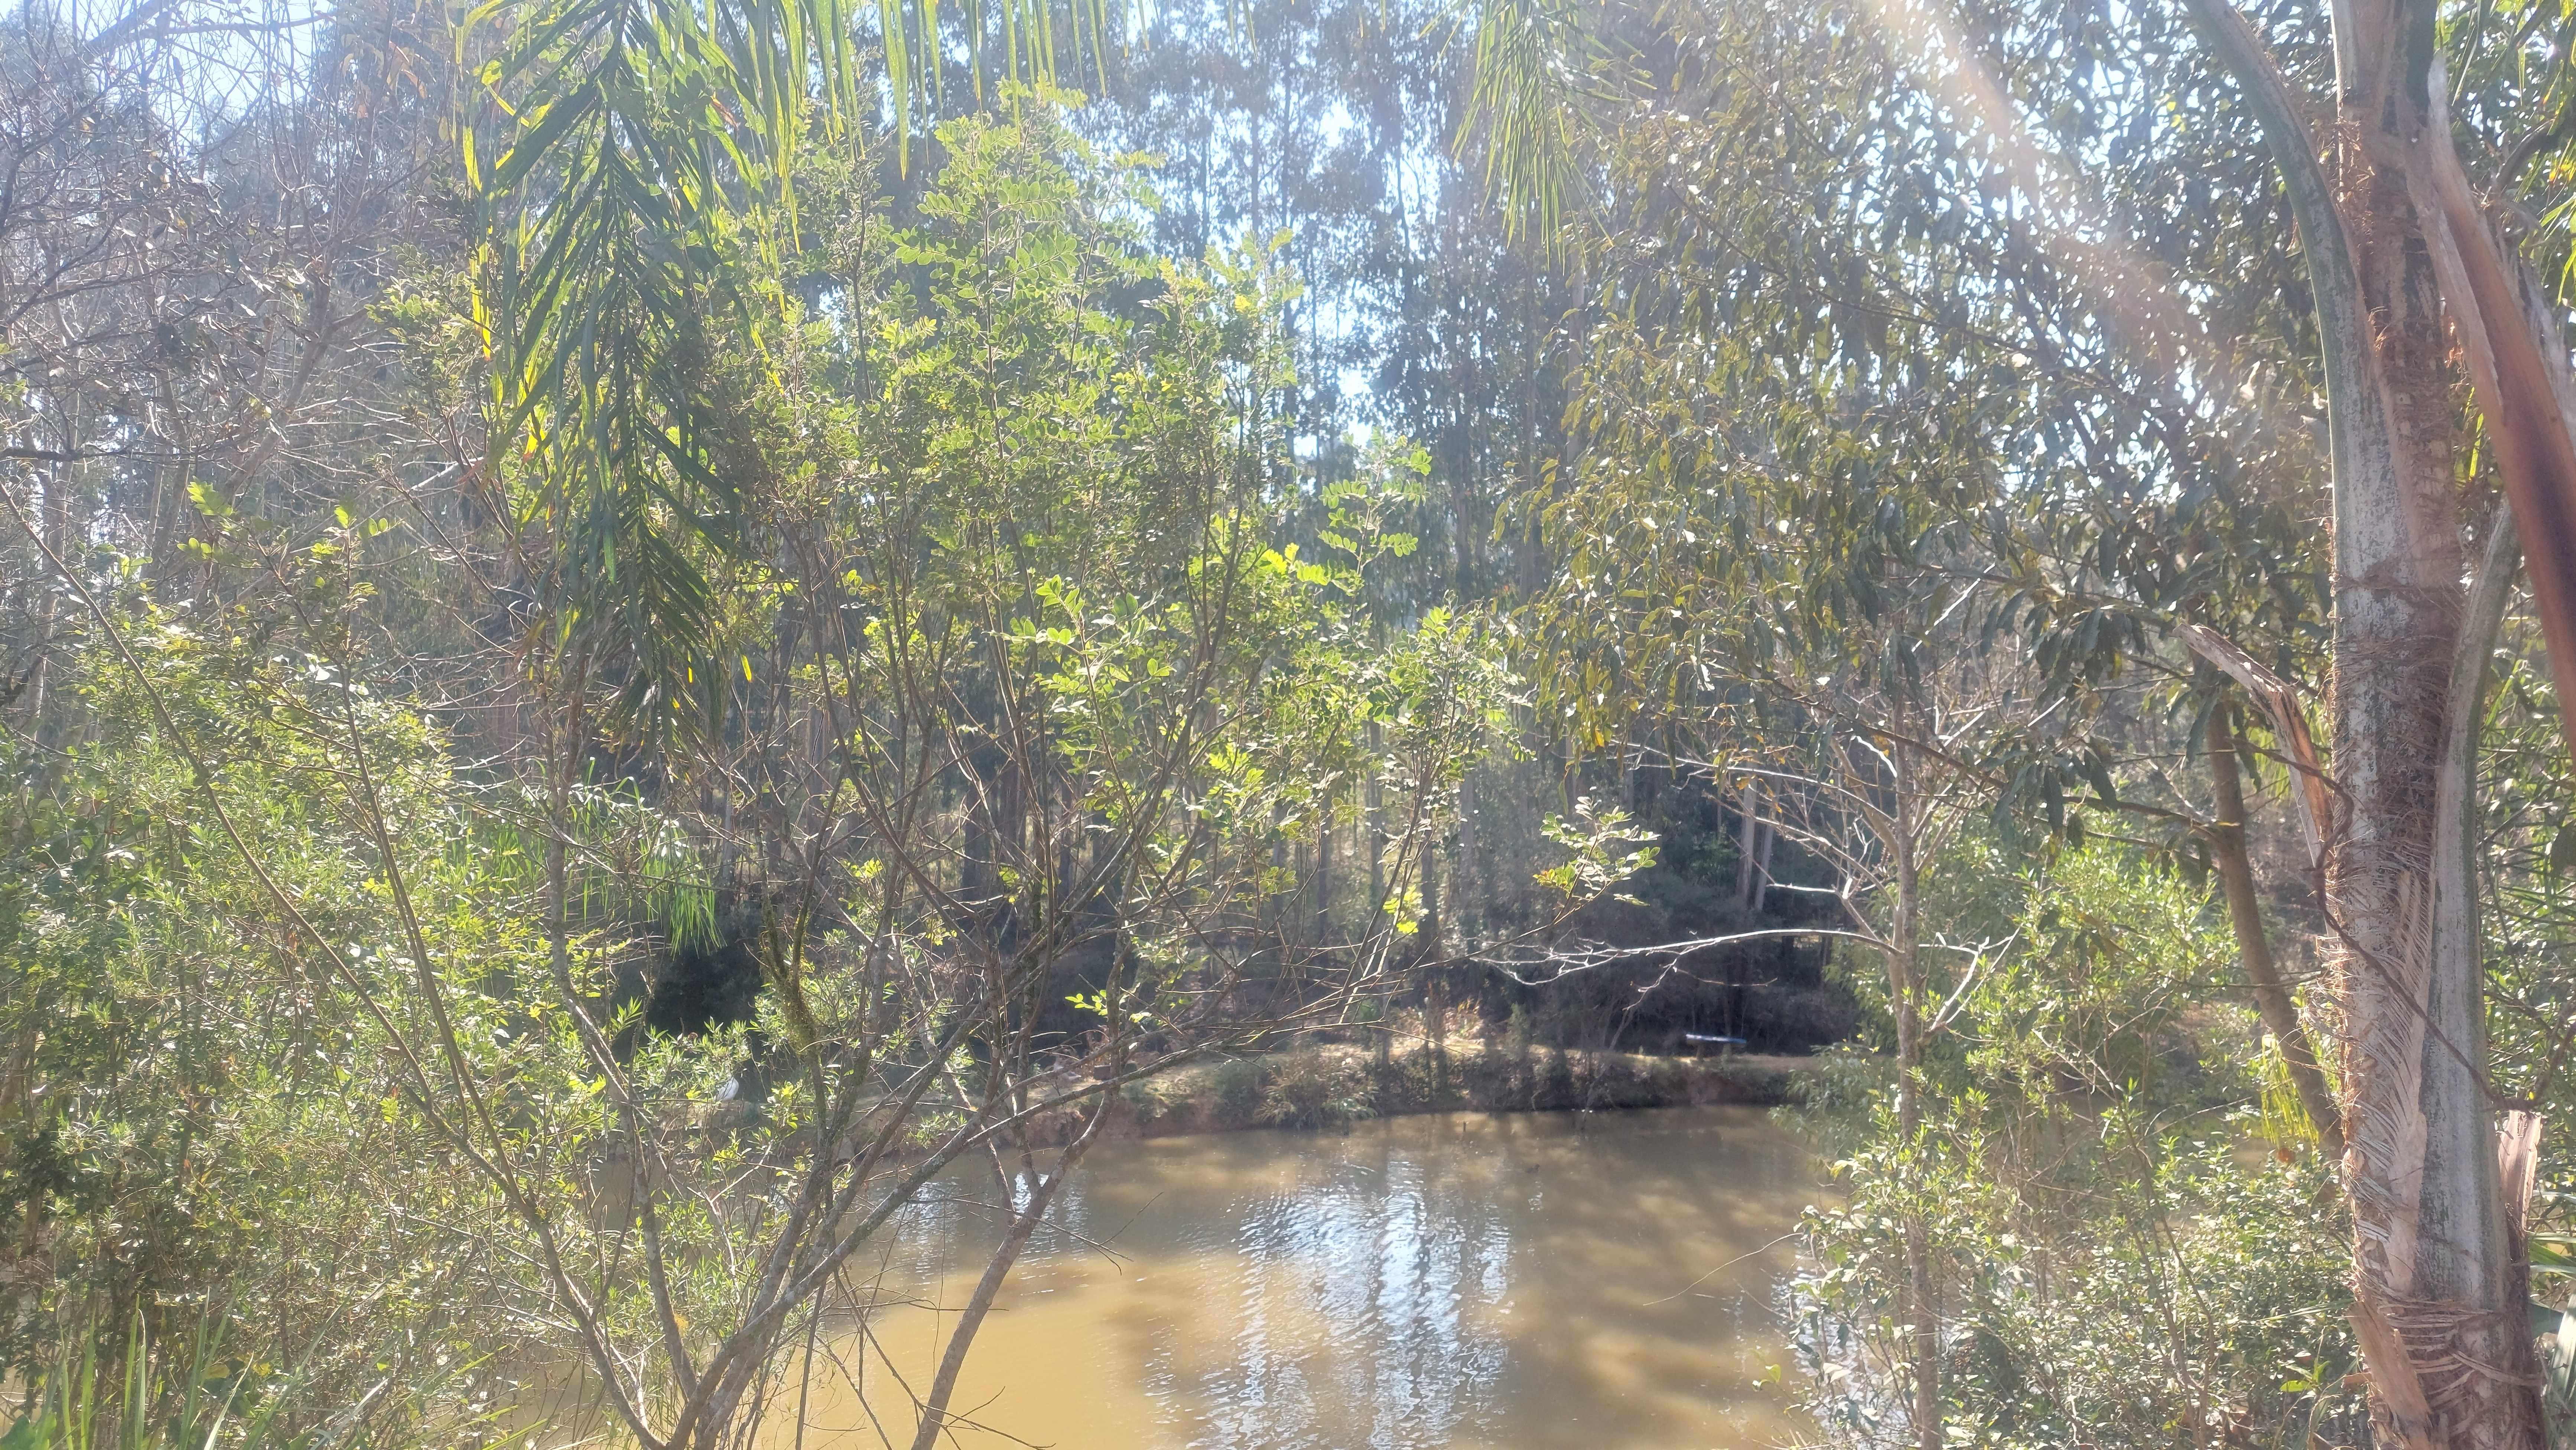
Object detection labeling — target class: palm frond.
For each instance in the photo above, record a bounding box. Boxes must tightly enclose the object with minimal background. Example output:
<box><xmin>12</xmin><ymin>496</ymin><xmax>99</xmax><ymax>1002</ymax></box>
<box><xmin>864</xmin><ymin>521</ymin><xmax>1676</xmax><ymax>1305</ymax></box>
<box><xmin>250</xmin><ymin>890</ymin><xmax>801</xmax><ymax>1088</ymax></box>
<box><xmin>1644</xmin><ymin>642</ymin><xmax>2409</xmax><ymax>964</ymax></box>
<box><xmin>460</xmin><ymin>0</ymin><xmax>1126</xmax><ymax>737</ymax></box>
<box><xmin>1454</xmin><ymin>0</ymin><xmax>1594</xmax><ymax>245</ymax></box>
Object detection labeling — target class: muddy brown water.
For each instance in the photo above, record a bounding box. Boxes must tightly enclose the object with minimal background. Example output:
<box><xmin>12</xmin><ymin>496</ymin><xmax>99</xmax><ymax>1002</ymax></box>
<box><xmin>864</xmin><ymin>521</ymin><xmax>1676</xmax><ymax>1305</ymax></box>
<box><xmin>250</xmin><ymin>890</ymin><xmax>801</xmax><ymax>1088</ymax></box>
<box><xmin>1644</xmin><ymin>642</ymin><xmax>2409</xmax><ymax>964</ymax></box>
<box><xmin>760</xmin><ymin>1104</ymin><xmax>1823</xmax><ymax>1450</ymax></box>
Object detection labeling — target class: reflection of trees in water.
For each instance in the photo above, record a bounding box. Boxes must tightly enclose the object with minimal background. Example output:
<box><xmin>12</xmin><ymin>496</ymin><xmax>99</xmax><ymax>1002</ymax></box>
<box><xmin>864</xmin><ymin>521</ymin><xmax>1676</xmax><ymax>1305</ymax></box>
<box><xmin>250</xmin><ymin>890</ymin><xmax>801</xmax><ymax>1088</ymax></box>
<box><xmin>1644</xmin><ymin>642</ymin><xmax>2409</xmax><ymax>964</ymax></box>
<box><xmin>1185</xmin><ymin>1150</ymin><xmax>1510</xmax><ymax>1446</ymax></box>
<box><xmin>848</xmin><ymin>1110</ymin><xmax>1812</xmax><ymax>1447</ymax></box>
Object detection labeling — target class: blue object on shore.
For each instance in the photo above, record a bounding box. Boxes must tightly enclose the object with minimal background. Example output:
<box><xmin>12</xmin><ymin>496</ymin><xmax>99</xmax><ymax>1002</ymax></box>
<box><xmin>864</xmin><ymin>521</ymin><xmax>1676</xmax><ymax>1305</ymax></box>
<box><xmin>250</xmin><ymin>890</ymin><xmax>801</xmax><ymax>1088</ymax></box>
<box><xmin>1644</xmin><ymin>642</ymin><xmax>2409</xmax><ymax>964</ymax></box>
<box><xmin>1682</xmin><ymin>1033</ymin><xmax>1747</xmax><ymax>1053</ymax></box>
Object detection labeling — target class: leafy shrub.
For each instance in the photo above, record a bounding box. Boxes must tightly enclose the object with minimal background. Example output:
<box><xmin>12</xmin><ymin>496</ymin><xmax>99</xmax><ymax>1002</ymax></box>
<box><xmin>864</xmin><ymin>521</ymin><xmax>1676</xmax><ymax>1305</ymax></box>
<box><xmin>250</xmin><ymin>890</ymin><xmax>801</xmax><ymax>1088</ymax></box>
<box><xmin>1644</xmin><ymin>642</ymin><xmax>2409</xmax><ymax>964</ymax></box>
<box><xmin>1792</xmin><ymin>1115</ymin><xmax>2354</xmax><ymax>1449</ymax></box>
<box><xmin>1786</xmin><ymin>844</ymin><xmax>2361</xmax><ymax>1448</ymax></box>
<box><xmin>1211</xmin><ymin>1058</ymin><xmax>1267</xmax><ymax>1119</ymax></box>
<box><xmin>1257</xmin><ymin>1051</ymin><xmax>1375</xmax><ymax>1129</ymax></box>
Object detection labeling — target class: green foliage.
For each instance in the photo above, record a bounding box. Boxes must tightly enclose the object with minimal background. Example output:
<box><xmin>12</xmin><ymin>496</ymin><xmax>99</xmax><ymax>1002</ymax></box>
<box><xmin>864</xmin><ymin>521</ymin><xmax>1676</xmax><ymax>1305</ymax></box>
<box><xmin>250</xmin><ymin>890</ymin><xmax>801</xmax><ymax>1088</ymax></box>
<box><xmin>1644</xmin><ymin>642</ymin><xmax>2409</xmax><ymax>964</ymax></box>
<box><xmin>1460</xmin><ymin>0</ymin><xmax>1595</xmax><ymax>241</ymax></box>
<box><xmin>33</xmin><ymin>0</ymin><xmax>2576</xmax><ymax>1446</ymax></box>
<box><xmin>1789</xmin><ymin>843</ymin><xmax>2348</xmax><ymax>1449</ymax></box>
<box><xmin>1210</xmin><ymin>1057</ymin><xmax>1266</xmax><ymax>1118</ymax></box>
<box><xmin>1952</xmin><ymin>845</ymin><xmax>2251</xmax><ymax>1114</ymax></box>
<box><xmin>1523</xmin><ymin>0</ymin><xmax>2333</xmax><ymax>840</ymax></box>
<box><xmin>796</xmin><ymin>102</ymin><xmax>1511</xmax><ymax>988</ymax></box>
<box><xmin>0</xmin><ymin>93</ymin><xmax>1562</xmax><ymax>1449</ymax></box>
<box><xmin>1532</xmin><ymin>796</ymin><xmax>1657</xmax><ymax>902</ymax></box>
<box><xmin>1795</xmin><ymin>1124</ymin><xmax>2352</xmax><ymax>1450</ymax></box>
<box><xmin>0</xmin><ymin>612</ymin><xmax>545</xmax><ymax>1433</ymax></box>
<box><xmin>464</xmin><ymin>0</ymin><xmax>839</xmax><ymax>734</ymax></box>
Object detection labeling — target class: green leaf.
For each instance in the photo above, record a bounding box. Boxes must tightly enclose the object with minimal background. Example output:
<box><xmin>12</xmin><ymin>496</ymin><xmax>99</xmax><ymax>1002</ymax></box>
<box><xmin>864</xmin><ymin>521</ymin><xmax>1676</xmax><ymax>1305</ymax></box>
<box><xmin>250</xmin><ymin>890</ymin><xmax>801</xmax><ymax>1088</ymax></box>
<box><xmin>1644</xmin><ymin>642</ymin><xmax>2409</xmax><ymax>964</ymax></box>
<box><xmin>487</xmin><ymin>81</ymin><xmax>604</xmax><ymax>197</ymax></box>
<box><xmin>2528</xmin><ymin>1232</ymin><xmax>2576</xmax><ymax>1272</ymax></box>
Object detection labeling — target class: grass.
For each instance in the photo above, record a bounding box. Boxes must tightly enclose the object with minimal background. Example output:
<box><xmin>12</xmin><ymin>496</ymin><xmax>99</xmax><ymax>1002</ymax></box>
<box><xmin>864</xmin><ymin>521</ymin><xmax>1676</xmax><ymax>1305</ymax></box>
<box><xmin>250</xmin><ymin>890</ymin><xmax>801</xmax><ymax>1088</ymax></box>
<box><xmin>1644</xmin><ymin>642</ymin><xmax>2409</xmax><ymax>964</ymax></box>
<box><xmin>1</xmin><ymin>1315</ymin><xmax>443</xmax><ymax>1450</ymax></box>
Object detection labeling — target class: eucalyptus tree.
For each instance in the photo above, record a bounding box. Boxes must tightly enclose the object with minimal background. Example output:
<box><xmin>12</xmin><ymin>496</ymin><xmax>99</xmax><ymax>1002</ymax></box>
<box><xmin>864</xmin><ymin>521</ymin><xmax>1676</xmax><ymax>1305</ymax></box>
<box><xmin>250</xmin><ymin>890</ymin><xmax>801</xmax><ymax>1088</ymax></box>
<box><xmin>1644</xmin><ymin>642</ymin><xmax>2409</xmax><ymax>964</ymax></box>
<box><xmin>1509</xmin><ymin>2</ymin><xmax>2388</xmax><ymax>1443</ymax></box>
<box><xmin>1519</xmin><ymin>19</ymin><xmax>2115</xmax><ymax>1440</ymax></box>
<box><xmin>1480</xmin><ymin>0</ymin><xmax>2576</xmax><ymax>1438</ymax></box>
<box><xmin>2170</xmin><ymin>1</ymin><xmax>2576</xmax><ymax>1438</ymax></box>
<box><xmin>0</xmin><ymin>0</ymin><xmax>454</xmax><ymax>730</ymax></box>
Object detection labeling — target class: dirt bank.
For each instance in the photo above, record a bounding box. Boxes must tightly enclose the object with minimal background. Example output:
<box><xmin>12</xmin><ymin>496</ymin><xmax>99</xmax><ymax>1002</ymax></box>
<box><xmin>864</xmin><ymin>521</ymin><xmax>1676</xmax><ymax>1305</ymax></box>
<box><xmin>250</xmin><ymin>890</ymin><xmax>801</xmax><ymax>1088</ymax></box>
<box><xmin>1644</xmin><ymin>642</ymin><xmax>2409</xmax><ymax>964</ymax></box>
<box><xmin>1031</xmin><ymin>1041</ymin><xmax>1819</xmax><ymax>1143</ymax></box>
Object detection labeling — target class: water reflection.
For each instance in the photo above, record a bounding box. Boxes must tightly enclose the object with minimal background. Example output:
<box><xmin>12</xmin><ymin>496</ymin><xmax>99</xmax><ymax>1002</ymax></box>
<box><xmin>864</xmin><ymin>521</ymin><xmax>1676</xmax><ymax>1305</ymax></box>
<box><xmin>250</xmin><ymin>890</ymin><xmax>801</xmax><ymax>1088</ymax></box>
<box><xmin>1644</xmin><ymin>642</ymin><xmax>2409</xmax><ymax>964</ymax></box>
<box><xmin>774</xmin><ymin>1105</ymin><xmax>1819</xmax><ymax>1450</ymax></box>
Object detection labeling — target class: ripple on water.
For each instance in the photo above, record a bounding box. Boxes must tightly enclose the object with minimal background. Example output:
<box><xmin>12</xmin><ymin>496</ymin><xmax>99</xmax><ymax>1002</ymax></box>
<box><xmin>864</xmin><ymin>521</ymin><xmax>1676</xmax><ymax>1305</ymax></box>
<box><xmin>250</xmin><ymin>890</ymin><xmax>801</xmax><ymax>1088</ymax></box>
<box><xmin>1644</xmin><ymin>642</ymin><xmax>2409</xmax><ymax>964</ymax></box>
<box><xmin>762</xmin><ymin>1103</ymin><xmax>1821</xmax><ymax>1450</ymax></box>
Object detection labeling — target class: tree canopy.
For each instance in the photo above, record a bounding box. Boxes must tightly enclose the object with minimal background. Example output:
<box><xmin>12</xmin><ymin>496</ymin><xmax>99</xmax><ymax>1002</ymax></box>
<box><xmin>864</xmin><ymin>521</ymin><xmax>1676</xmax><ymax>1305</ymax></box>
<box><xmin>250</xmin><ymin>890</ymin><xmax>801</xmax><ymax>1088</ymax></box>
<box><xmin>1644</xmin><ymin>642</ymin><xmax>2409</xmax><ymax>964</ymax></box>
<box><xmin>8</xmin><ymin>1</ymin><xmax>2576</xmax><ymax>1448</ymax></box>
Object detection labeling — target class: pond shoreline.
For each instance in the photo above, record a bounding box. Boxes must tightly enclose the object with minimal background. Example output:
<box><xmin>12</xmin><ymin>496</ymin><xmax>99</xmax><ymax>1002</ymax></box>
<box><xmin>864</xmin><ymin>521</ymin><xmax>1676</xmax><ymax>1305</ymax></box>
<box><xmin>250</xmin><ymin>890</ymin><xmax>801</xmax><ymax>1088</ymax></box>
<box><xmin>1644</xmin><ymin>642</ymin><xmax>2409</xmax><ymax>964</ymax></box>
<box><xmin>1032</xmin><ymin>1041</ymin><xmax>1821</xmax><ymax>1143</ymax></box>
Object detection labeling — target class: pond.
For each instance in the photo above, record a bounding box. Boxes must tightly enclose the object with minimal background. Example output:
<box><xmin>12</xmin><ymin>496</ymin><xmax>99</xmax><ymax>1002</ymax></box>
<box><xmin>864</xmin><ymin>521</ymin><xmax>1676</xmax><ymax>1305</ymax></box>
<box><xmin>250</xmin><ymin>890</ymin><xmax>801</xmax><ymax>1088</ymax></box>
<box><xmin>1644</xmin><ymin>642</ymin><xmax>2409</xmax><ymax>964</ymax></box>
<box><xmin>762</xmin><ymin>1104</ymin><xmax>1823</xmax><ymax>1450</ymax></box>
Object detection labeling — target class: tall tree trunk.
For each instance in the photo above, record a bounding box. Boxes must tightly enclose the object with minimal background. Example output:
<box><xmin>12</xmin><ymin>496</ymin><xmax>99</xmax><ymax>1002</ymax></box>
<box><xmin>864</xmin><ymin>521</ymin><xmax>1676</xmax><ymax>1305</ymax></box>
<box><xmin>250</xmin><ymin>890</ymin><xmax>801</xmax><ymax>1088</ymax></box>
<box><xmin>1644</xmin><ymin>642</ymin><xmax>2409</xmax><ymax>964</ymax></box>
<box><xmin>1734</xmin><ymin>782</ymin><xmax>1761</xmax><ymax>911</ymax></box>
<box><xmin>2185</xmin><ymin>3</ymin><xmax>2542</xmax><ymax>1441</ymax></box>
<box><xmin>2328</xmin><ymin>10</ymin><xmax>2534</xmax><ymax>1444</ymax></box>
<box><xmin>1887</xmin><ymin>739</ymin><xmax>1937</xmax><ymax>1450</ymax></box>
<box><xmin>1315</xmin><ymin>795</ymin><xmax>1333</xmax><ymax>942</ymax></box>
<box><xmin>1456</xmin><ymin>773</ymin><xmax>1480</xmax><ymax>936</ymax></box>
<box><xmin>1366</xmin><ymin>722</ymin><xmax>1385</xmax><ymax>921</ymax></box>
<box><xmin>26</xmin><ymin>439</ymin><xmax>72</xmax><ymax>744</ymax></box>
<box><xmin>2205</xmin><ymin>701</ymin><xmax>2345</xmax><ymax>1159</ymax></box>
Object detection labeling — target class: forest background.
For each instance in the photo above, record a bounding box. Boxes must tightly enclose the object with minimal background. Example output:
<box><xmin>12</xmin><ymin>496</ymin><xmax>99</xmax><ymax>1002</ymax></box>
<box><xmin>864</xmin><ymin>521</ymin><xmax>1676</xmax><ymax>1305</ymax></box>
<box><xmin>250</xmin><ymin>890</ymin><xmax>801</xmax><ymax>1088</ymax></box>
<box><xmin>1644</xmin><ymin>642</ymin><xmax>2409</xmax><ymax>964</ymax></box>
<box><xmin>7</xmin><ymin>0</ymin><xmax>2576</xmax><ymax>1447</ymax></box>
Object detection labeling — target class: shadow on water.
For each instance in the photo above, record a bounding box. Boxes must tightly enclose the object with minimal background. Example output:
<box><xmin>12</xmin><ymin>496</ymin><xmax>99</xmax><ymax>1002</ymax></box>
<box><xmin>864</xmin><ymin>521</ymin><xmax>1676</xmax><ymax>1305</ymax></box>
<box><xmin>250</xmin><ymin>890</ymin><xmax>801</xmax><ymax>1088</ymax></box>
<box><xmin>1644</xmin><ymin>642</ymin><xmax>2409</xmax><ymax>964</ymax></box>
<box><xmin>764</xmin><ymin>1105</ymin><xmax>1825</xmax><ymax>1450</ymax></box>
